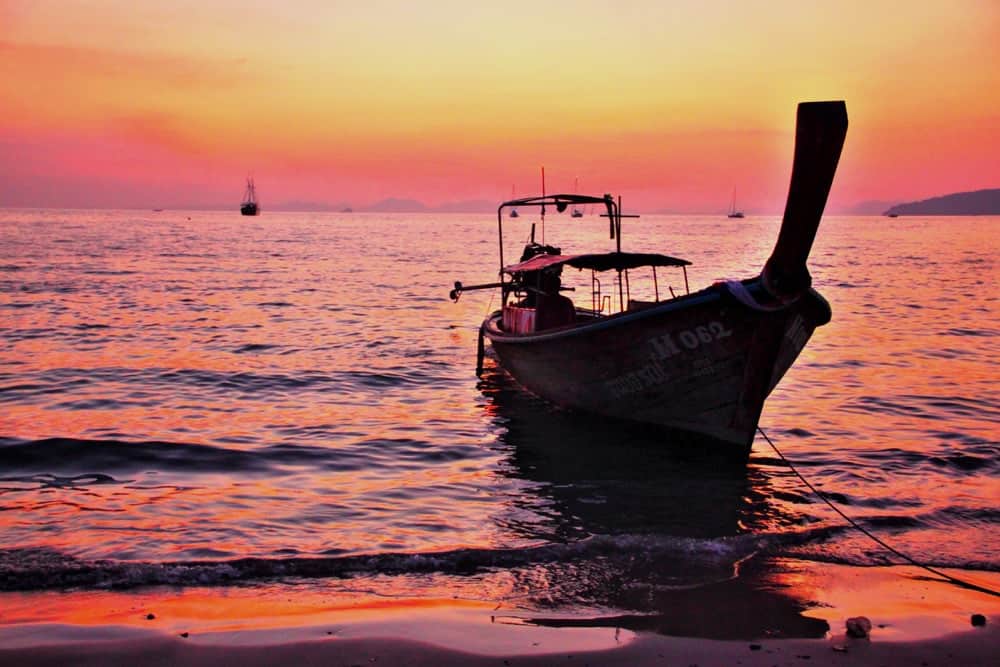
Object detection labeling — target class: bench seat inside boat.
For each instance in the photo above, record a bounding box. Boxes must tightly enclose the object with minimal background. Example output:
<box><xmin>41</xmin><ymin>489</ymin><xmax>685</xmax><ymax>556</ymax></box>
<box><xmin>502</xmin><ymin>293</ymin><xmax>576</xmax><ymax>334</ymax></box>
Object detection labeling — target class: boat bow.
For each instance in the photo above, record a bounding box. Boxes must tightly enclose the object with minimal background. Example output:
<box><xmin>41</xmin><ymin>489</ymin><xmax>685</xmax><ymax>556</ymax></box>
<box><xmin>762</xmin><ymin>101</ymin><xmax>848</xmax><ymax>299</ymax></box>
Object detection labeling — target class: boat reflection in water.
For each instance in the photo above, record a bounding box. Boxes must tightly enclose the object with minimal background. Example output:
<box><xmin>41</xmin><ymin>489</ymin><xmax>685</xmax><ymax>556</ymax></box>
<box><xmin>479</xmin><ymin>366</ymin><xmax>830</xmax><ymax>640</ymax></box>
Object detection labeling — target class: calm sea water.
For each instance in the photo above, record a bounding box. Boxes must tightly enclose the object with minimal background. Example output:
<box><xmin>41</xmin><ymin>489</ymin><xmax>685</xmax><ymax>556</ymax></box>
<box><xmin>0</xmin><ymin>209</ymin><xmax>996</xmax><ymax>635</ymax></box>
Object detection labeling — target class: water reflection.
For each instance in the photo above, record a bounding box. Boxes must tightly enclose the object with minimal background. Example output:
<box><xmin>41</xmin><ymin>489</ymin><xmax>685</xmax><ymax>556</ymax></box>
<box><xmin>479</xmin><ymin>366</ymin><xmax>830</xmax><ymax>639</ymax></box>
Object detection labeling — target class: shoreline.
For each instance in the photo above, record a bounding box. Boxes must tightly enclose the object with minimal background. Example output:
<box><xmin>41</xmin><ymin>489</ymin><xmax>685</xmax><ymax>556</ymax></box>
<box><xmin>1</xmin><ymin>622</ymin><xmax>996</xmax><ymax>667</ymax></box>
<box><xmin>2</xmin><ymin>560</ymin><xmax>998</xmax><ymax>665</ymax></box>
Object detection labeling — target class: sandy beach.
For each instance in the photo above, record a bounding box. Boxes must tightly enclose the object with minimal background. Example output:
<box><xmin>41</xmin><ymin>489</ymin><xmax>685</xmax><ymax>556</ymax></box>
<box><xmin>2</xmin><ymin>615</ymin><xmax>997</xmax><ymax>667</ymax></box>
<box><xmin>2</xmin><ymin>627</ymin><xmax>998</xmax><ymax>667</ymax></box>
<box><xmin>2</xmin><ymin>561</ymin><xmax>997</xmax><ymax>666</ymax></box>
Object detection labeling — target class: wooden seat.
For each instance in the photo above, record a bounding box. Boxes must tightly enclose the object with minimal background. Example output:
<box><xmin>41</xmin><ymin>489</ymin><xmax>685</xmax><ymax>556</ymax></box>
<box><xmin>535</xmin><ymin>293</ymin><xmax>576</xmax><ymax>331</ymax></box>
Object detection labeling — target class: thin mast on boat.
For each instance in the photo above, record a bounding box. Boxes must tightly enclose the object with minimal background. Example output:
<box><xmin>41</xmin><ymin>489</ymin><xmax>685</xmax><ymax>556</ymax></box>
<box><xmin>571</xmin><ymin>177</ymin><xmax>584</xmax><ymax>216</ymax></box>
<box><xmin>540</xmin><ymin>166</ymin><xmax>546</xmax><ymax>243</ymax></box>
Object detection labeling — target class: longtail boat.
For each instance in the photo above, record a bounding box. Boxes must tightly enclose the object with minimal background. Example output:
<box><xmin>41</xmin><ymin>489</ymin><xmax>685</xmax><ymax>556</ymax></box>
<box><xmin>450</xmin><ymin>101</ymin><xmax>848</xmax><ymax>454</ymax></box>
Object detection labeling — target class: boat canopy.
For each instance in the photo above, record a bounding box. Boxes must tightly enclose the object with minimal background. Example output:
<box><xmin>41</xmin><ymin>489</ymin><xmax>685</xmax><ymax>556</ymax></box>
<box><xmin>503</xmin><ymin>251</ymin><xmax>690</xmax><ymax>275</ymax></box>
<box><xmin>500</xmin><ymin>193</ymin><xmax>612</xmax><ymax>213</ymax></box>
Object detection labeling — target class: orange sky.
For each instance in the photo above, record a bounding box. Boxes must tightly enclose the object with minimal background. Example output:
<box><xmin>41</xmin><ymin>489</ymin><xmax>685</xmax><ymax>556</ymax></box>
<box><xmin>1</xmin><ymin>0</ymin><xmax>997</xmax><ymax>212</ymax></box>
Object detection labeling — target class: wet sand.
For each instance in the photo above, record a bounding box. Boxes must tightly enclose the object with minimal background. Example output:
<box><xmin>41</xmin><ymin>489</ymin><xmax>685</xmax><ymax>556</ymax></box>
<box><xmin>2</xmin><ymin>562</ymin><xmax>997</xmax><ymax>666</ymax></box>
<box><xmin>1</xmin><ymin>622</ymin><xmax>997</xmax><ymax>667</ymax></box>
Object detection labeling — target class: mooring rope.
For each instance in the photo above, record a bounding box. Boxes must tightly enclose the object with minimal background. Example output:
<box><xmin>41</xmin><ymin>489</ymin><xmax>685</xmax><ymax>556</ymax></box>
<box><xmin>757</xmin><ymin>426</ymin><xmax>1000</xmax><ymax>598</ymax></box>
<box><xmin>484</xmin><ymin>289</ymin><xmax>496</xmax><ymax>319</ymax></box>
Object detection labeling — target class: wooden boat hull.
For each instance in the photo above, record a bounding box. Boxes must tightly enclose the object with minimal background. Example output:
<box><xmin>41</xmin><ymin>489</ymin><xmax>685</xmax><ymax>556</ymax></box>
<box><xmin>483</xmin><ymin>278</ymin><xmax>831</xmax><ymax>453</ymax></box>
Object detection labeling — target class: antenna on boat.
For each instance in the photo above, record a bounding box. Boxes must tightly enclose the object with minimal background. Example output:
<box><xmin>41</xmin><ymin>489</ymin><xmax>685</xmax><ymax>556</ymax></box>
<box><xmin>540</xmin><ymin>166</ymin><xmax>546</xmax><ymax>243</ymax></box>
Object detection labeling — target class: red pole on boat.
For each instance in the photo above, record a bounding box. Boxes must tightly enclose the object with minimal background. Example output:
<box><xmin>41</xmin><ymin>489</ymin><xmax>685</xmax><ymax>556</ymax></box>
<box><xmin>763</xmin><ymin>101</ymin><xmax>848</xmax><ymax>299</ymax></box>
<box><xmin>540</xmin><ymin>166</ymin><xmax>546</xmax><ymax>243</ymax></box>
<box><xmin>616</xmin><ymin>196</ymin><xmax>624</xmax><ymax>309</ymax></box>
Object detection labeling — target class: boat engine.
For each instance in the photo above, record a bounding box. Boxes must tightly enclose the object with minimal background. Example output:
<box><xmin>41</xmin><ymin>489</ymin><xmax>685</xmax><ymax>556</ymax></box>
<box><xmin>519</xmin><ymin>242</ymin><xmax>561</xmax><ymax>262</ymax></box>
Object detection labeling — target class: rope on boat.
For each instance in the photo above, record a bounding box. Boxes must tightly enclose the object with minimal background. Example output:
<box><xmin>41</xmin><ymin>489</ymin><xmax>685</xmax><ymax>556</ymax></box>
<box><xmin>475</xmin><ymin>323</ymin><xmax>486</xmax><ymax>377</ymax></box>
<box><xmin>721</xmin><ymin>280</ymin><xmax>800</xmax><ymax>312</ymax></box>
<box><xmin>757</xmin><ymin>426</ymin><xmax>1000</xmax><ymax>598</ymax></box>
<box><xmin>475</xmin><ymin>291</ymin><xmax>496</xmax><ymax>377</ymax></box>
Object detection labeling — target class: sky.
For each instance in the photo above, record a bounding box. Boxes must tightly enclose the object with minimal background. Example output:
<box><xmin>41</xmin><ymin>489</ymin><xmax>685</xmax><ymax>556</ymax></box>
<box><xmin>1</xmin><ymin>0</ymin><xmax>997</xmax><ymax>212</ymax></box>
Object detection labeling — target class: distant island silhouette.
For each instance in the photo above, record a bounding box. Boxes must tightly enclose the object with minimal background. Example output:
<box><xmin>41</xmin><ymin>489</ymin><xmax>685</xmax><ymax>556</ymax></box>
<box><xmin>883</xmin><ymin>188</ymin><xmax>1000</xmax><ymax>216</ymax></box>
<box><xmin>361</xmin><ymin>197</ymin><xmax>494</xmax><ymax>213</ymax></box>
<box><xmin>264</xmin><ymin>198</ymin><xmax>493</xmax><ymax>213</ymax></box>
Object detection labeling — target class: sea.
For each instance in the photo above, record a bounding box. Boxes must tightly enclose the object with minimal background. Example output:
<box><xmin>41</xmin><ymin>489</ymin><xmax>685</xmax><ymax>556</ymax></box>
<box><xmin>0</xmin><ymin>209</ymin><xmax>997</xmax><ymax>638</ymax></box>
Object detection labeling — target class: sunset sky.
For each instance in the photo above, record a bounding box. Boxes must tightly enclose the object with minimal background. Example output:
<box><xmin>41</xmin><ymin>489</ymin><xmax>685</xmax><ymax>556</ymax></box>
<box><xmin>1</xmin><ymin>0</ymin><xmax>997</xmax><ymax>212</ymax></box>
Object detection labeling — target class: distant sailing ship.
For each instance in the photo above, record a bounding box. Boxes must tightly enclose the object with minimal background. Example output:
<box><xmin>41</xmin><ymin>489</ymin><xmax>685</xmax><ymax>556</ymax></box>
<box><xmin>509</xmin><ymin>185</ymin><xmax>519</xmax><ymax>218</ymax></box>
<box><xmin>727</xmin><ymin>187</ymin><xmax>744</xmax><ymax>218</ymax></box>
<box><xmin>241</xmin><ymin>177</ymin><xmax>260</xmax><ymax>216</ymax></box>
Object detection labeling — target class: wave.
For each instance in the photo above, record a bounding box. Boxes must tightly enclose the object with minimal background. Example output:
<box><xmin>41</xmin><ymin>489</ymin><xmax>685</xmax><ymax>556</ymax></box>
<box><xmin>848</xmin><ymin>439</ymin><xmax>1000</xmax><ymax>475</ymax></box>
<box><xmin>6</xmin><ymin>523</ymin><xmax>989</xmax><ymax>595</ymax></box>
<box><xmin>83</xmin><ymin>270</ymin><xmax>139</xmax><ymax>276</ymax></box>
<box><xmin>780</xmin><ymin>546</ymin><xmax>1000</xmax><ymax>573</ymax></box>
<box><xmin>846</xmin><ymin>394</ymin><xmax>1000</xmax><ymax>423</ymax></box>
<box><xmin>0</xmin><ymin>531</ymin><xmax>810</xmax><ymax>592</ymax></box>
<box><xmin>0</xmin><ymin>364</ymin><xmax>457</xmax><ymax>404</ymax></box>
<box><xmin>0</xmin><ymin>436</ymin><xmax>480</xmax><ymax>476</ymax></box>
<box><xmin>0</xmin><ymin>437</ymin><xmax>274</xmax><ymax>475</ymax></box>
<box><xmin>231</xmin><ymin>343</ymin><xmax>283</xmax><ymax>354</ymax></box>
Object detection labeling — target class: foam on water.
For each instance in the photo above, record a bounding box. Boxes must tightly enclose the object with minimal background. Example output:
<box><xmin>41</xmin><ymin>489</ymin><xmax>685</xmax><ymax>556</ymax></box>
<box><xmin>0</xmin><ymin>529</ymin><xmax>824</xmax><ymax>592</ymax></box>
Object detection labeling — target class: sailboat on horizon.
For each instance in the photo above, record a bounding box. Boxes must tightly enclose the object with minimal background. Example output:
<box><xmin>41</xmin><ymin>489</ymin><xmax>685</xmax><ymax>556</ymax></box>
<box><xmin>727</xmin><ymin>187</ymin><xmax>744</xmax><ymax>218</ymax></box>
<box><xmin>241</xmin><ymin>177</ymin><xmax>260</xmax><ymax>216</ymax></box>
<box><xmin>509</xmin><ymin>185</ymin><xmax>519</xmax><ymax>218</ymax></box>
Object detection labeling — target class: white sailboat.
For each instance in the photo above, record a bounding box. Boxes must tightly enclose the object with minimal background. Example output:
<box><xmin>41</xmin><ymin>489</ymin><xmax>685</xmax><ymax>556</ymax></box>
<box><xmin>727</xmin><ymin>187</ymin><xmax>744</xmax><ymax>219</ymax></box>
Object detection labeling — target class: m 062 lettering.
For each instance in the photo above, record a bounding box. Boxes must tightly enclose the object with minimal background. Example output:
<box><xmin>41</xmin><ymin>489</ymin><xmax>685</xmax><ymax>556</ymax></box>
<box><xmin>649</xmin><ymin>321</ymin><xmax>732</xmax><ymax>360</ymax></box>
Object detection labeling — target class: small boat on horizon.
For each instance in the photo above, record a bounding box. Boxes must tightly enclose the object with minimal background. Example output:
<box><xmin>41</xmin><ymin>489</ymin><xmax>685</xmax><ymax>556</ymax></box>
<box><xmin>240</xmin><ymin>177</ymin><xmax>260</xmax><ymax>216</ymax></box>
<box><xmin>450</xmin><ymin>101</ymin><xmax>848</xmax><ymax>455</ymax></box>
<box><xmin>509</xmin><ymin>185</ymin><xmax>519</xmax><ymax>218</ymax></box>
<box><xmin>727</xmin><ymin>187</ymin><xmax>744</xmax><ymax>218</ymax></box>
